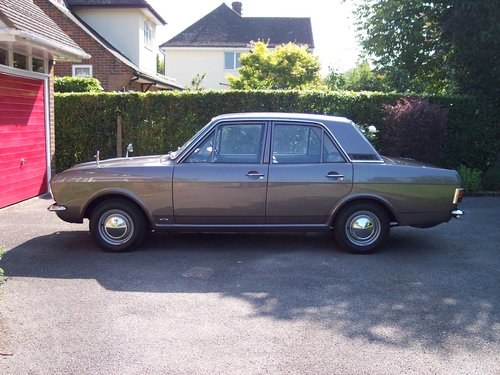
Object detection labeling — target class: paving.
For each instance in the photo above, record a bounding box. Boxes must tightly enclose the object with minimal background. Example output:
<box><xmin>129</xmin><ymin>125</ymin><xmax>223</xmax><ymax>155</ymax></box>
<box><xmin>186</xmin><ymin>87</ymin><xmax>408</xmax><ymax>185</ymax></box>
<box><xmin>0</xmin><ymin>195</ymin><xmax>499</xmax><ymax>374</ymax></box>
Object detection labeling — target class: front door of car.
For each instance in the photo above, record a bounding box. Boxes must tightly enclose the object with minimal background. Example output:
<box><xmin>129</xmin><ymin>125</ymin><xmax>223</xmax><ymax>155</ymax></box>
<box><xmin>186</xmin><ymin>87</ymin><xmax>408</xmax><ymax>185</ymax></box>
<box><xmin>266</xmin><ymin>122</ymin><xmax>353</xmax><ymax>225</ymax></box>
<box><xmin>173</xmin><ymin>121</ymin><xmax>268</xmax><ymax>225</ymax></box>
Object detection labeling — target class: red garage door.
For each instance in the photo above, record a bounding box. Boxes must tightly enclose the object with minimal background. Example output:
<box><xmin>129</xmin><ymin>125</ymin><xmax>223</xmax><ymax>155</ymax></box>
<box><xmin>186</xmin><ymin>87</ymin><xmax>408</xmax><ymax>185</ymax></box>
<box><xmin>0</xmin><ymin>72</ymin><xmax>48</xmax><ymax>208</ymax></box>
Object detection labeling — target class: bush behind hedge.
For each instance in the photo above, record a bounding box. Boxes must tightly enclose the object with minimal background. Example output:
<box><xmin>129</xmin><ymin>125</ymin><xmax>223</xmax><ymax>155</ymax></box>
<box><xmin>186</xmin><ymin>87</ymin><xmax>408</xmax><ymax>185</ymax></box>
<box><xmin>54</xmin><ymin>90</ymin><xmax>498</xmax><ymax>173</ymax></box>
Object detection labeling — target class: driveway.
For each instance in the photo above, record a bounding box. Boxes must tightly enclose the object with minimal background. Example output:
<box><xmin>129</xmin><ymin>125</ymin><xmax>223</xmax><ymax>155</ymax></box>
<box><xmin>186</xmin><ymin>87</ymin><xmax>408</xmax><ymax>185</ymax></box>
<box><xmin>0</xmin><ymin>195</ymin><xmax>499</xmax><ymax>374</ymax></box>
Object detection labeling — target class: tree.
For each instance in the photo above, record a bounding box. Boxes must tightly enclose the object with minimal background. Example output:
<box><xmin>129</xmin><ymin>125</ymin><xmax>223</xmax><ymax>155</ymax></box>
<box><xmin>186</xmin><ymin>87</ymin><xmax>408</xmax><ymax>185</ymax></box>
<box><xmin>189</xmin><ymin>73</ymin><xmax>206</xmax><ymax>91</ymax></box>
<box><xmin>325</xmin><ymin>61</ymin><xmax>389</xmax><ymax>91</ymax></box>
<box><xmin>353</xmin><ymin>0</ymin><xmax>500</xmax><ymax>97</ymax></box>
<box><xmin>157</xmin><ymin>54</ymin><xmax>165</xmax><ymax>75</ymax></box>
<box><xmin>442</xmin><ymin>0</ymin><xmax>500</xmax><ymax>98</ymax></box>
<box><xmin>354</xmin><ymin>0</ymin><xmax>452</xmax><ymax>93</ymax></box>
<box><xmin>227</xmin><ymin>41</ymin><xmax>322</xmax><ymax>90</ymax></box>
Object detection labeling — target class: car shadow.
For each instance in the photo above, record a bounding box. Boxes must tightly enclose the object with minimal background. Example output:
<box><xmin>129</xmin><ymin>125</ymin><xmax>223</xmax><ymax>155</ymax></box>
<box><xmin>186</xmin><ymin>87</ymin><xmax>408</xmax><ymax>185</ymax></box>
<box><xmin>1</xmin><ymin>227</ymin><xmax>499</xmax><ymax>351</ymax></box>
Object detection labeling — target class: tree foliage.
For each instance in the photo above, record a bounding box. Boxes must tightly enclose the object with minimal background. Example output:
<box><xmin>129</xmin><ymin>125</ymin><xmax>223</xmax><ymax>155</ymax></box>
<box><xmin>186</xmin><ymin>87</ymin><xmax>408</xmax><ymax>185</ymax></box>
<box><xmin>227</xmin><ymin>41</ymin><xmax>322</xmax><ymax>90</ymax></box>
<box><xmin>156</xmin><ymin>54</ymin><xmax>165</xmax><ymax>75</ymax></box>
<box><xmin>354</xmin><ymin>0</ymin><xmax>500</xmax><ymax>97</ymax></box>
<box><xmin>54</xmin><ymin>76</ymin><xmax>103</xmax><ymax>93</ymax></box>
<box><xmin>379</xmin><ymin>97</ymin><xmax>448</xmax><ymax>164</ymax></box>
<box><xmin>325</xmin><ymin>61</ymin><xmax>389</xmax><ymax>91</ymax></box>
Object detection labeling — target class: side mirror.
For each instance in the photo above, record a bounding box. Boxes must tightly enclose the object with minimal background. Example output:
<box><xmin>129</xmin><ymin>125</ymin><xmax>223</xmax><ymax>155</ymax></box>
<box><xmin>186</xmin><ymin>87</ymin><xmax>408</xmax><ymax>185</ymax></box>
<box><xmin>125</xmin><ymin>143</ymin><xmax>134</xmax><ymax>158</ymax></box>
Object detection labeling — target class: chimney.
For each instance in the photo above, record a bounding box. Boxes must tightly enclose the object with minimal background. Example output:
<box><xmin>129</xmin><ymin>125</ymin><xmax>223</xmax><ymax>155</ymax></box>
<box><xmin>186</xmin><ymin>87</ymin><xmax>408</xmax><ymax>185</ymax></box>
<box><xmin>232</xmin><ymin>2</ymin><xmax>242</xmax><ymax>15</ymax></box>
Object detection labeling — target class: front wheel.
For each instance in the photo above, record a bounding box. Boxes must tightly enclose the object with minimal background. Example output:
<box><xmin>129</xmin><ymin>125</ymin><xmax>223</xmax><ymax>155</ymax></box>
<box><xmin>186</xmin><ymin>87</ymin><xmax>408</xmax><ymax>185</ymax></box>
<box><xmin>89</xmin><ymin>199</ymin><xmax>146</xmax><ymax>252</ymax></box>
<box><xmin>333</xmin><ymin>202</ymin><xmax>390</xmax><ymax>254</ymax></box>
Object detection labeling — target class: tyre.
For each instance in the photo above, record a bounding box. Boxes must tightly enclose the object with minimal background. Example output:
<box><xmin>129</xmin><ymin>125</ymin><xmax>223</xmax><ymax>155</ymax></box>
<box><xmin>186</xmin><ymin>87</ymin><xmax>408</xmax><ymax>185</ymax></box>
<box><xmin>333</xmin><ymin>202</ymin><xmax>390</xmax><ymax>254</ymax></box>
<box><xmin>89</xmin><ymin>199</ymin><xmax>146</xmax><ymax>252</ymax></box>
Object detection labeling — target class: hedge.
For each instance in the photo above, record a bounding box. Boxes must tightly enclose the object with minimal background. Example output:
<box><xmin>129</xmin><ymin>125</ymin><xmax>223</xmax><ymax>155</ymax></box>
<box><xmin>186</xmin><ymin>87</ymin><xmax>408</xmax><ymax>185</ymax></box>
<box><xmin>54</xmin><ymin>90</ymin><xmax>499</xmax><ymax>173</ymax></box>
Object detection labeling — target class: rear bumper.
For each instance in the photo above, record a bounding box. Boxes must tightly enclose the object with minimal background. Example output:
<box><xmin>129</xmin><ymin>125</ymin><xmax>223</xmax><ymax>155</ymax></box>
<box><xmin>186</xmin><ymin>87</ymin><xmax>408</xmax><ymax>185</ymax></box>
<box><xmin>451</xmin><ymin>209</ymin><xmax>464</xmax><ymax>219</ymax></box>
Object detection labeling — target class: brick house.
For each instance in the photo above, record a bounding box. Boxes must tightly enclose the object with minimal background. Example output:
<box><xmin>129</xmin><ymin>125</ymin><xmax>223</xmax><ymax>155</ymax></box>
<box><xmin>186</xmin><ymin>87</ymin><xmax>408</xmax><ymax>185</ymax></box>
<box><xmin>0</xmin><ymin>0</ymin><xmax>89</xmax><ymax>208</ymax></box>
<box><xmin>161</xmin><ymin>2</ymin><xmax>314</xmax><ymax>90</ymax></box>
<box><xmin>34</xmin><ymin>0</ymin><xmax>182</xmax><ymax>91</ymax></box>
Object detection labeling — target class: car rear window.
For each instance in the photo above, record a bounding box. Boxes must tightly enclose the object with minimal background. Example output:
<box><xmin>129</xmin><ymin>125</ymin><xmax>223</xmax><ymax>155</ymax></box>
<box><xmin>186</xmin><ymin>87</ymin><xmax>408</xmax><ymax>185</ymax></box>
<box><xmin>326</xmin><ymin>120</ymin><xmax>382</xmax><ymax>162</ymax></box>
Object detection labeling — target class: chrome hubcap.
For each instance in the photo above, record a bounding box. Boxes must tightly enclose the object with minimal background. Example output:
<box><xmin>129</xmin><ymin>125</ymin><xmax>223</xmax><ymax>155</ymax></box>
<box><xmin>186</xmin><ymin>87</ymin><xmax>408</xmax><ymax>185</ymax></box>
<box><xmin>99</xmin><ymin>210</ymin><xmax>134</xmax><ymax>246</ymax></box>
<box><xmin>346</xmin><ymin>211</ymin><xmax>381</xmax><ymax>247</ymax></box>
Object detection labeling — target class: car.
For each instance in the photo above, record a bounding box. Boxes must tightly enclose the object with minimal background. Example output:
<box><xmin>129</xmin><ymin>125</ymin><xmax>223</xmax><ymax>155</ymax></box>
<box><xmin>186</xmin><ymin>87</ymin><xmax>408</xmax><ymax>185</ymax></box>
<box><xmin>48</xmin><ymin>113</ymin><xmax>464</xmax><ymax>254</ymax></box>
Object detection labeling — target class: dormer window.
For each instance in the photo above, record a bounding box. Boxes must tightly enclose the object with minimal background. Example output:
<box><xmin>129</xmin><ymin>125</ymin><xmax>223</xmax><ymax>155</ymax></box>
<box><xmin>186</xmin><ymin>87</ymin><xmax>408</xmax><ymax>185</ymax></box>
<box><xmin>144</xmin><ymin>19</ymin><xmax>153</xmax><ymax>49</ymax></box>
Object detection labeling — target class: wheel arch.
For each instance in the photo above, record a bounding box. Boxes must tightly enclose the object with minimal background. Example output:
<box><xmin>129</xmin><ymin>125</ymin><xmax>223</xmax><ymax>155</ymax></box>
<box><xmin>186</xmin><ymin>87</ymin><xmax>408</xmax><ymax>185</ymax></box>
<box><xmin>329</xmin><ymin>195</ymin><xmax>399</xmax><ymax>227</ymax></box>
<box><xmin>83</xmin><ymin>191</ymin><xmax>153</xmax><ymax>230</ymax></box>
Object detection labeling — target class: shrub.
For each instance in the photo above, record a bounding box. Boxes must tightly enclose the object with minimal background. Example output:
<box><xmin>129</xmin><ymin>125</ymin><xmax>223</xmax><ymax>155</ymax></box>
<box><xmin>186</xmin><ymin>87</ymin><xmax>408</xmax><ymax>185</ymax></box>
<box><xmin>457</xmin><ymin>165</ymin><xmax>483</xmax><ymax>193</ymax></box>
<box><xmin>482</xmin><ymin>166</ymin><xmax>500</xmax><ymax>191</ymax></box>
<box><xmin>54</xmin><ymin>76</ymin><xmax>103</xmax><ymax>93</ymax></box>
<box><xmin>379</xmin><ymin>97</ymin><xmax>448</xmax><ymax>165</ymax></box>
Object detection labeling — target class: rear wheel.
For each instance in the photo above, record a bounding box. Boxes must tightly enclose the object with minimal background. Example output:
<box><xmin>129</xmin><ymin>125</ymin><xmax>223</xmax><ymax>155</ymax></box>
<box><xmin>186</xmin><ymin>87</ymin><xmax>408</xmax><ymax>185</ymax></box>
<box><xmin>334</xmin><ymin>202</ymin><xmax>390</xmax><ymax>254</ymax></box>
<box><xmin>89</xmin><ymin>199</ymin><xmax>146</xmax><ymax>252</ymax></box>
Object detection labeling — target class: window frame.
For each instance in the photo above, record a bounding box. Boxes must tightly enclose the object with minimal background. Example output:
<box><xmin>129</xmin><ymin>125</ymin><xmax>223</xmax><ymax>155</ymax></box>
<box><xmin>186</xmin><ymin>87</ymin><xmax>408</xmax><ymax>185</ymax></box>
<box><xmin>224</xmin><ymin>52</ymin><xmax>241</xmax><ymax>70</ymax></box>
<box><xmin>72</xmin><ymin>64</ymin><xmax>93</xmax><ymax>78</ymax></box>
<box><xmin>271</xmin><ymin>122</ymin><xmax>346</xmax><ymax>164</ymax></box>
<box><xmin>183</xmin><ymin>121</ymin><xmax>267</xmax><ymax>164</ymax></box>
<box><xmin>143</xmin><ymin>19</ymin><xmax>153</xmax><ymax>50</ymax></box>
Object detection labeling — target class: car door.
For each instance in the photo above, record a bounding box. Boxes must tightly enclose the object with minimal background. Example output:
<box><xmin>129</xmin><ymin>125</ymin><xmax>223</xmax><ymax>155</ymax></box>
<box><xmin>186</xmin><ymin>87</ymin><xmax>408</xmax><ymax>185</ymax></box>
<box><xmin>266</xmin><ymin>122</ymin><xmax>353</xmax><ymax>225</ymax></box>
<box><xmin>173</xmin><ymin>121</ymin><xmax>268</xmax><ymax>225</ymax></box>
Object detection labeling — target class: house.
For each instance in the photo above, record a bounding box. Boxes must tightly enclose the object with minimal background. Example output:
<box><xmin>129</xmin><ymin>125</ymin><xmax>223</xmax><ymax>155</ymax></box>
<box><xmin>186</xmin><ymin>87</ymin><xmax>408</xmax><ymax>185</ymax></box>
<box><xmin>161</xmin><ymin>2</ymin><xmax>314</xmax><ymax>90</ymax></box>
<box><xmin>33</xmin><ymin>0</ymin><xmax>182</xmax><ymax>91</ymax></box>
<box><xmin>0</xmin><ymin>0</ymin><xmax>89</xmax><ymax>208</ymax></box>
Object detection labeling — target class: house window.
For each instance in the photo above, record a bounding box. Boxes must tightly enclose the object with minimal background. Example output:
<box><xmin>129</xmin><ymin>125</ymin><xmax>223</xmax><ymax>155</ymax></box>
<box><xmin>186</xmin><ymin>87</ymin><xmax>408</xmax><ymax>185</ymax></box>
<box><xmin>32</xmin><ymin>57</ymin><xmax>45</xmax><ymax>73</ymax></box>
<box><xmin>144</xmin><ymin>19</ymin><xmax>153</xmax><ymax>49</ymax></box>
<box><xmin>72</xmin><ymin>64</ymin><xmax>93</xmax><ymax>77</ymax></box>
<box><xmin>13</xmin><ymin>52</ymin><xmax>28</xmax><ymax>70</ymax></box>
<box><xmin>0</xmin><ymin>48</ymin><xmax>7</xmax><ymax>65</ymax></box>
<box><xmin>224</xmin><ymin>52</ymin><xmax>241</xmax><ymax>70</ymax></box>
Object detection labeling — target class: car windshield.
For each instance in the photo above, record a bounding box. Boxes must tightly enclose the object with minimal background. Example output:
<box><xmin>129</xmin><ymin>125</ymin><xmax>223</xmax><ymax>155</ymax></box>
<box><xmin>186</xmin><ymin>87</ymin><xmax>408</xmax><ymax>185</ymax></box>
<box><xmin>168</xmin><ymin>121</ymin><xmax>213</xmax><ymax>159</ymax></box>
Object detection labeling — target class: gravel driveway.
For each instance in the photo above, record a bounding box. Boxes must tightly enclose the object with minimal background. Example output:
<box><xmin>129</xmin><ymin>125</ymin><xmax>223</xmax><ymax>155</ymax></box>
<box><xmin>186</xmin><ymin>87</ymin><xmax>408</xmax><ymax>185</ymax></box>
<box><xmin>0</xmin><ymin>195</ymin><xmax>499</xmax><ymax>374</ymax></box>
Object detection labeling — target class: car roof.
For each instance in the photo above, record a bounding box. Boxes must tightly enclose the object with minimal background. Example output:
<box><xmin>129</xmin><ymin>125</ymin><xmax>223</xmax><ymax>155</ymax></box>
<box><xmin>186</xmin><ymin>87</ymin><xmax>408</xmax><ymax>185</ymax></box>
<box><xmin>211</xmin><ymin>112</ymin><xmax>351</xmax><ymax>125</ymax></box>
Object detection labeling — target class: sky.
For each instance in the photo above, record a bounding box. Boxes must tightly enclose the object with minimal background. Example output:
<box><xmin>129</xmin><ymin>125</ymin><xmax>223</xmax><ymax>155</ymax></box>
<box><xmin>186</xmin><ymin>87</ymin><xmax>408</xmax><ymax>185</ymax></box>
<box><xmin>147</xmin><ymin>0</ymin><xmax>361</xmax><ymax>75</ymax></box>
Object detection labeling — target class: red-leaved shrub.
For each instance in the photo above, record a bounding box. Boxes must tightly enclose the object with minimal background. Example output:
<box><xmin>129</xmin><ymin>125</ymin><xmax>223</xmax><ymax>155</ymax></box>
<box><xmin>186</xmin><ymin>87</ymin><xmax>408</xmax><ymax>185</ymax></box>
<box><xmin>379</xmin><ymin>97</ymin><xmax>448</xmax><ymax>165</ymax></box>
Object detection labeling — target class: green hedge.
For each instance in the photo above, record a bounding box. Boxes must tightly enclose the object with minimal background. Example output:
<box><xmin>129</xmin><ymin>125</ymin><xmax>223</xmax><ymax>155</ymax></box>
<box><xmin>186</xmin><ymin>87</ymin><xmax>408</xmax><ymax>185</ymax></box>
<box><xmin>54</xmin><ymin>76</ymin><xmax>103</xmax><ymax>93</ymax></box>
<box><xmin>54</xmin><ymin>90</ymin><xmax>499</xmax><ymax>173</ymax></box>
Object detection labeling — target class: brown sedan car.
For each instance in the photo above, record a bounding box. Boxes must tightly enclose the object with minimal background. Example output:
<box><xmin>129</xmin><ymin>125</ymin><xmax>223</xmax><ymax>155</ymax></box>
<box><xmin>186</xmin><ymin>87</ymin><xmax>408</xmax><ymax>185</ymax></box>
<box><xmin>49</xmin><ymin>113</ymin><xmax>464</xmax><ymax>253</ymax></box>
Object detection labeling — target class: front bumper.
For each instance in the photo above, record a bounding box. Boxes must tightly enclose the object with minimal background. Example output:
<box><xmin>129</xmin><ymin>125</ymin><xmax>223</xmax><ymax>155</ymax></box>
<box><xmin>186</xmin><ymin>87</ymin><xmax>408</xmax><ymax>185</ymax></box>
<box><xmin>48</xmin><ymin>203</ymin><xmax>67</xmax><ymax>212</ymax></box>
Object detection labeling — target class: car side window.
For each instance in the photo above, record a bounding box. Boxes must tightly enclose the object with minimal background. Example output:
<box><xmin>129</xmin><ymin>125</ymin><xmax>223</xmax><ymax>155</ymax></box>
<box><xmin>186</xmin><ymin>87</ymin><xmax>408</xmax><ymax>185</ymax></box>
<box><xmin>272</xmin><ymin>124</ymin><xmax>344</xmax><ymax>164</ymax></box>
<box><xmin>323</xmin><ymin>133</ymin><xmax>345</xmax><ymax>163</ymax></box>
<box><xmin>184</xmin><ymin>132</ymin><xmax>215</xmax><ymax>163</ymax></box>
<box><xmin>185</xmin><ymin>123</ymin><xmax>265</xmax><ymax>164</ymax></box>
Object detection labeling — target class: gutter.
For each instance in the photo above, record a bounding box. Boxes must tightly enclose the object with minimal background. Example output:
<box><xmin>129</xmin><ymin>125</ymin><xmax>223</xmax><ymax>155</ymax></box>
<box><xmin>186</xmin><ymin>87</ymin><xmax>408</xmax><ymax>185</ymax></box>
<box><xmin>0</xmin><ymin>28</ymin><xmax>91</xmax><ymax>61</ymax></box>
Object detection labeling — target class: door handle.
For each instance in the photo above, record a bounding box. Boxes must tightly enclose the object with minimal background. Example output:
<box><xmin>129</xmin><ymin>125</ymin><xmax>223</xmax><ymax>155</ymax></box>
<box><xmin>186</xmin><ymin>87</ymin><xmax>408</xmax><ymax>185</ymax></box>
<box><xmin>326</xmin><ymin>172</ymin><xmax>344</xmax><ymax>181</ymax></box>
<box><xmin>246</xmin><ymin>171</ymin><xmax>265</xmax><ymax>179</ymax></box>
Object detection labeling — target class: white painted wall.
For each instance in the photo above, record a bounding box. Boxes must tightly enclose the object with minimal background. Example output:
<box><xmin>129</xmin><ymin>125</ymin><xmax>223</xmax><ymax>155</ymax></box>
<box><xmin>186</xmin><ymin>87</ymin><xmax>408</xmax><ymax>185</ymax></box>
<box><xmin>163</xmin><ymin>48</ymin><xmax>248</xmax><ymax>90</ymax></box>
<box><xmin>74</xmin><ymin>8</ymin><xmax>158</xmax><ymax>75</ymax></box>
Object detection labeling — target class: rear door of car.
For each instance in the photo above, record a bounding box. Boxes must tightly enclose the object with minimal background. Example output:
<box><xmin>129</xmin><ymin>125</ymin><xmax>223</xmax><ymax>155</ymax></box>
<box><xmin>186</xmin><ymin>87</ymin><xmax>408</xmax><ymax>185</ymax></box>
<box><xmin>266</xmin><ymin>121</ymin><xmax>353</xmax><ymax>225</ymax></box>
<box><xmin>172</xmin><ymin>120</ymin><xmax>269</xmax><ymax>225</ymax></box>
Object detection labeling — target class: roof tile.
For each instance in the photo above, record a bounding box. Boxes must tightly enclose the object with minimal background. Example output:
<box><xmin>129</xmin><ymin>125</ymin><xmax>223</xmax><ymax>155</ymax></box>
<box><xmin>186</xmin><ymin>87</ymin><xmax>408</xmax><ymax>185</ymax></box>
<box><xmin>162</xmin><ymin>3</ymin><xmax>314</xmax><ymax>48</ymax></box>
<box><xmin>0</xmin><ymin>0</ymin><xmax>84</xmax><ymax>53</ymax></box>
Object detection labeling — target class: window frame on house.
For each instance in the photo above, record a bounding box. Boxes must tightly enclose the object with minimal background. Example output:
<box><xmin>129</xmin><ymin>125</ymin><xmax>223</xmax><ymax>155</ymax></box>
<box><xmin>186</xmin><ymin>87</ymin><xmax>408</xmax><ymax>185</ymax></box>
<box><xmin>224</xmin><ymin>52</ymin><xmax>241</xmax><ymax>70</ymax></box>
<box><xmin>0</xmin><ymin>47</ymin><xmax>49</xmax><ymax>74</ymax></box>
<box><xmin>0</xmin><ymin>48</ymin><xmax>8</xmax><ymax>66</ymax></box>
<box><xmin>72</xmin><ymin>64</ymin><xmax>93</xmax><ymax>78</ymax></box>
<box><xmin>144</xmin><ymin>19</ymin><xmax>153</xmax><ymax>50</ymax></box>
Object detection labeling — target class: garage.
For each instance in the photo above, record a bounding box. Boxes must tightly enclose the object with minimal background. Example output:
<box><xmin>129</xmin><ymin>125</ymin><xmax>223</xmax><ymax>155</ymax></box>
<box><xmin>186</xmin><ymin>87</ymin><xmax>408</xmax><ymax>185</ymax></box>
<box><xmin>0</xmin><ymin>0</ymin><xmax>89</xmax><ymax>208</ymax></box>
<box><xmin>0</xmin><ymin>72</ymin><xmax>48</xmax><ymax>208</ymax></box>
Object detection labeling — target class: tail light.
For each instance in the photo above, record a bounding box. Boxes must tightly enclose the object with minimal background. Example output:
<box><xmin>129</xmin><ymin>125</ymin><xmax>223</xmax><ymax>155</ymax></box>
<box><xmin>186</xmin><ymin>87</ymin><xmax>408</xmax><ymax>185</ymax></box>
<box><xmin>453</xmin><ymin>188</ymin><xmax>464</xmax><ymax>204</ymax></box>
